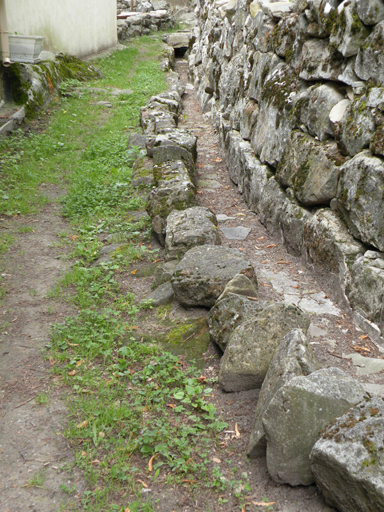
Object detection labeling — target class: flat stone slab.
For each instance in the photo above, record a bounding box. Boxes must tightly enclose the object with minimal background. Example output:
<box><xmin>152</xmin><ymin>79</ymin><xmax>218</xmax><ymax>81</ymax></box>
<box><xmin>342</xmin><ymin>353</ymin><xmax>384</xmax><ymax>375</ymax></box>
<box><xmin>216</xmin><ymin>214</ymin><xmax>236</xmax><ymax>222</ymax></box>
<box><xmin>197</xmin><ymin>179</ymin><xmax>222</xmax><ymax>189</ymax></box>
<box><xmin>171</xmin><ymin>245</ymin><xmax>256</xmax><ymax>308</ymax></box>
<box><xmin>220</xmin><ymin>226</ymin><xmax>251</xmax><ymax>240</ymax></box>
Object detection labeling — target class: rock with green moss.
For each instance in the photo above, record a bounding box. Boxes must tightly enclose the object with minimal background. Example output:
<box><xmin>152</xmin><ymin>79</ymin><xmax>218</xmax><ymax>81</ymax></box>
<box><xmin>263</xmin><ymin>367</ymin><xmax>366</xmax><ymax>486</ymax></box>
<box><xmin>248</xmin><ymin>51</ymin><xmax>282</xmax><ymax>103</ymax></box>
<box><xmin>247</xmin><ymin>328</ymin><xmax>319</xmax><ymax>458</ymax></box>
<box><xmin>165</xmin><ymin>206</ymin><xmax>221</xmax><ymax>260</ymax></box>
<box><xmin>131</xmin><ymin>156</ymin><xmax>155</xmax><ymax>187</ymax></box>
<box><xmin>140</xmin><ymin>104</ymin><xmax>178</xmax><ymax>135</ymax></box>
<box><xmin>303</xmin><ymin>208</ymin><xmax>365</xmax><ymax>297</ymax></box>
<box><xmin>280</xmin><ymin>192</ymin><xmax>311</xmax><ymax>256</ymax></box>
<box><xmin>153</xmin><ymin>260</ymin><xmax>179</xmax><ymax>288</ymax></box>
<box><xmin>276</xmin><ymin>130</ymin><xmax>343</xmax><ymax>205</ymax></box>
<box><xmin>329</xmin><ymin>1</ymin><xmax>370</xmax><ymax>58</ymax></box>
<box><xmin>218</xmin><ymin>303</ymin><xmax>310</xmax><ymax>392</ymax></box>
<box><xmin>146</xmin><ymin>160</ymin><xmax>197</xmax><ymax>244</ymax></box>
<box><xmin>152</xmin><ymin>129</ymin><xmax>197</xmax><ymax>161</ymax></box>
<box><xmin>310</xmin><ymin>396</ymin><xmax>384</xmax><ymax>512</ymax></box>
<box><xmin>335</xmin><ymin>151</ymin><xmax>384</xmax><ymax>251</ymax></box>
<box><xmin>141</xmin><ymin>282</ymin><xmax>174</xmax><ymax>307</ymax></box>
<box><xmin>208</xmin><ymin>293</ymin><xmax>264</xmax><ymax>351</ymax></box>
<box><xmin>298</xmin><ymin>39</ymin><xmax>347</xmax><ymax>81</ymax></box>
<box><xmin>355</xmin><ymin>21</ymin><xmax>384</xmax><ymax>85</ymax></box>
<box><xmin>252</xmin><ymin>12</ymin><xmax>277</xmax><ymax>53</ymax></box>
<box><xmin>218</xmin><ymin>273</ymin><xmax>258</xmax><ymax>299</ymax></box>
<box><xmin>370</xmin><ymin>124</ymin><xmax>384</xmax><ymax>156</ymax></box>
<box><xmin>171</xmin><ymin>245</ymin><xmax>256</xmax><ymax>308</ymax></box>
<box><xmin>347</xmin><ymin>250</ymin><xmax>384</xmax><ymax>334</ymax></box>
<box><xmin>356</xmin><ymin>0</ymin><xmax>384</xmax><ymax>25</ymax></box>
<box><xmin>338</xmin><ymin>96</ymin><xmax>376</xmax><ymax>156</ymax></box>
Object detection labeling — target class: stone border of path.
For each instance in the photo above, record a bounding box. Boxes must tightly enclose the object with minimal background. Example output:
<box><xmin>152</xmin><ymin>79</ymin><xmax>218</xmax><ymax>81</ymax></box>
<box><xmin>127</xmin><ymin>45</ymin><xmax>384</xmax><ymax>509</ymax></box>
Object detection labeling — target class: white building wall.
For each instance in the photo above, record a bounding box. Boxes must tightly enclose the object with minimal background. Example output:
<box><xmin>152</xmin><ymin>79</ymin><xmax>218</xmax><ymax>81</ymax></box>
<box><xmin>5</xmin><ymin>0</ymin><xmax>117</xmax><ymax>57</ymax></box>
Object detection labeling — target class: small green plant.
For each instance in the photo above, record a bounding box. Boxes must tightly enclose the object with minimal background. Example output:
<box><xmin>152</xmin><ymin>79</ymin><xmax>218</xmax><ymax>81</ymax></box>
<box><xmin>17</xmin><ymin>225</ymin><xmax>34</xmax><ymax>233</ymax></box>
<box><xmin>35</xmin><ymin>392</ymin><xmax>50</xmax><ymax>405</ymax></box>
<box><xmin>23</xmin><ymin>469</ymin><xmax>46</xmax><ymax>488</ymax></box>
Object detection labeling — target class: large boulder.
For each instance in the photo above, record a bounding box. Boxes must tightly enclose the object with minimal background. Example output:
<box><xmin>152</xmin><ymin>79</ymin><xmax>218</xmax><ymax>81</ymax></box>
<box><xmin>218</xmin><ymin>303</ymin><xmax>310</xmax><ymax>392</ymax></box>
<box><xmin>263</xmin><ymin>367</ymin><xmax>366</xmax><ymax>486</ymax></box>
<box><xmin>165</xmin><ymin>207</ymin><xmax>221</xmax><ymax>260</ymax></box>
<box><xmin>276</xmin><ymin>130</ymin><xmax>344</xmax><ymax>206</ymax></box>
<box><xmin>171</xmin><ymin>245</ymin><xmax>256</xmax><ymax>307</ymax></box>
<box><xmin>247</xmin><ymin>329</ymin><xmax>319</xmax><ymax>458</ymax></box>
<box><xmin>335</xmin><ymin>151</ymin><xmax>384</xmax><ymax>252</ymax></box>
<box><xmin>310</xmin><ymin>396</ymin><xmax>384</xmax><ymax>512</ymax></box>
<box><xmin>347</xmin><ymin>251</ymin><xmax>384</xmax><ymax>334</ymax></box>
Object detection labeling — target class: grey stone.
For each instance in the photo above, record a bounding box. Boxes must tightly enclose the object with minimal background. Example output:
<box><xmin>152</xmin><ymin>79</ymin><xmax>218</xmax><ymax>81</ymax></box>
<box><xmin>301</xmin><ymin>83</ymin><xmax>344</xmax><ymax>141</ymax></box>
<box><xmin>208</xmin><ymin>293</ymin><xmax>264</xmax><ymax>351</ymax></box>
<box><xmin>298</xmin><ymin>39</ymin><xmax>347</xmax><ymax>81</ymax></box>
<box><xmin>247</xmin><ymin>329</ymin><xmax>319</xmax><ymax>458</ymax></box>
<box><xmin>310</xmin><ymin>397</ymin><xmax>384</xmax><ymax>512</ymax></box>
<box><xmin>276</xmin><ymin>131</ymin><xmax>343</xmax><ymax>206</ymax></box>
<box><xmin>330</xmin><ymin>1</ymin><xmax>370</xmax><ymax>57</ymax></box>
<box><xmin>343</xmin><ymin>352</ymin><xmax>384</xmax><ymax>376</ymax></box>
<box><xmin>218</xmin><ymin>303</ymin><xmax>310</xmax><ymax>392</ymax></box>
<box><xmin>356</xmin><ymin>0</ymin><xmax>384</xmax><ymax>25</ymax></box>
<box><xmin>216</xmin><ymin>214</ymin><xmax>236</xmax><ymax>222</ymax></box>
<box><xmin>218</xmin><ymin>273</ymin><xmax>258</xmax><ymax>300</ymax></box>
<box><xmin>153</xmin><ymin>144</ymin><xmax>195</xmax><ymax>180</ymax></box>
<box><xmin>140</xmin><ymin>106</ymin><xmax>177</xmax><ymax>135</ymax></box>
<box><xmin>131</xmin><ymin>156</ymin><xmax>154</xmax><ymax>187</ymax></box>
<box><xmin>171</xmin><ymin>245</ymin><xmax>256</xmax><ymax>308</ymax></box>
<box><xmin>163</xmin><ymin>31</ymin><xmax>191</xmax><ymax>48</ymax></box>
<box><xmin>152</xmin><ymin>129</ymin><xmax>197</xmax><ymax>161</ymax></box>
<box><xmin>280</xmin><ymin>194</ymin><xmax>311</xmax><ymax>256</ymax></box>
<box><xmin>165</xmin><ymin>207</ymin><xmax>221</xmax><ymax>260</ymax></box>
<box><xmin>92</xmin><ymin>244</ymin><xmax>122</xmax><ymax>266</ymax></box>
<box><xmin>220</xmin><ymin>226</ymin><xmax>251</xmax><ymax>240</ymax></box>
<box><xmin>338</xmin><ymin>96</ymin><xmax>376</xmax><ymax>156</ymax></box>
<box><xmin>355</xmin><ymin>21</ymin><xmax>384</xmax><ymax>85</ymax></box>
<box><xmin>141</xmin><ymin>282</ymin><xmax>174</xmax><ymax>307</ymax></box>
<box><xmin>347</xmin><ymin>251</ymin><xmax>384</xmax><ymax>334</ymax></box>
<box><xmin>303</xmin><ymin>208</ymin><xmax>365</xmax><ymax>298</ymax></box>
<box><xmin>128</xmin><ymin>132</ymin><xmax>147</xmax><ymax>149</ymax></box>
<box><xmin>263</xmin><ymin>367</ymin><xmax>366</xmax><ymax>486</ymax></box>
<box><xmin>336</xmin><ymin>151</ymin><xmax>384</xmax><ymax>251</ymax></box>
<box><xmin>257</xmin><ymin>177</ymin><xmax>287</xmax><ymax>238</ymax></box>
<box><xmin>152</xmin><ymin>259</ymin><xmax>178</xmax><ymax>288</ymax></box>
<box><xmin>146</xmin><ymin>160</ymin><xmax>197</xmax><ymax>244</ymax></box>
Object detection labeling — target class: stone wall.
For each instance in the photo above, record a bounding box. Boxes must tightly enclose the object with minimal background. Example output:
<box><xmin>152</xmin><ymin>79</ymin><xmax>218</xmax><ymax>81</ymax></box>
<box><xmin>189</xmin><ymin>0</ymin><xmax>384</xmax><ymax>345</ymax></box>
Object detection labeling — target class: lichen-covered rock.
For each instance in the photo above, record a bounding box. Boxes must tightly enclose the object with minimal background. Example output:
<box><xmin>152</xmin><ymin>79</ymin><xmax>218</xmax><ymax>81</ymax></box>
<box><xmin>252</xmin><ymin>12</ymin><xmax>276</xmax><ymax>52</ymax></box>
<box><xmin>356</xmin><ymin>0</ymin><xmax>384</xmax><ymax>25</ymax></box>
<box><xmin>146</xmin><ymin>160</ymin><xmax>197</xmax><ymax>244</ymax></box>
<box><xmin>247</xmin><ymin>329</ymin><xmax>319</xmax><ymax>458</ymax></box>
<box><xmin>140</xmin><ymin>106</ymin><xmax>178</xmax><ymax>135</ymax></box>
<box><xmin>218</xmin><ymin>273</ymin><xmax>258</xmax><ymax>299</ymax></box>
<box><xmin>301</xmin><ymin>83</ymin><xmax>344</xmax><ymax>141</ymax></box>
<box><xmin>165</xmin><ymin>207</ymin><xmax>221</xmax><ymax>260</ymax></box>
<box><xmin>153</xmin><ymin>144</ymin><xmax>196</xmax><ymax>180</ymax></box>
<box><xmin>336</xmin><ymin>151</ymin><xmax>384</xmax><ymax>251</ymax></box>
<box><xmin>263</xmin><ymin>367</ymin><xmax>366</xmax><ymax>486</ymax></box>
<box><xmin>371</xmin><ymin>124</ymin><xmax>384</xmax><ymax>156</ymax></box>
<box><xmin>338</xmin><ymin>96</ymin><xmax>376</xmax><ymax>156</ymax></box>
<box><xmin>152</xmin><ymin>129</ymin><xmax>197</xmax><ymax>161</ymax></box>
<box><xmin>298</xmin><ymin>39</ymin><xmax>347</xmax><ymax>81</ymax></box>
<box><xmin>280</xmin><ymin>193</ymin><xmax>311</xmax><ymax>256</ymax></box>
<box><xmin>208</xmin><ymin>293</ymin><xmax>264</xmax><ymax>351</ymax></box>
<box><xmin>257</xmin><ymin>177</ymin><xmax>287</xmax><ymax>238</ymax></box>
<box><xmin>131</xmin><ymin>156</ymin><xmax>154</xmax><ymax>187</ymax></box>
<box><xmin>347</xmin><ymin>251</ymin><xmax>384</xmax><ymax>334</ymax></box>
<box><xmin>303</xmin><ymin>208</ymin><xmax>365</xmax><ymax>296</ymax></box>
<box><xmin>276</xmin><ymin>130</ymin><xmax>343</xmax><ymax>206</ymax></box>
<box><xmin>355</xmin><ymin>21</ymin><xmax>384</xmax><ymax>85</ymax></box>
<box><xmin>218</xmin><ymin>303</ymin><xmax>310</xmax><ymax>392</ymax></box>
<box><xmin>310</xmin><ymin>396</ymin><xmax>384</xmax><ymax>512</ymax></box>
<box><xmin>329</xmin><ymin>0</ymin><xmax>370</xmax><ymax>58</ymax></box>
<box><xmin>141</xmin><ymin>282</ymin><xmax>174</xmax><ymax>307</ymax></box>
<box><xmin>171</xmin><ymin>245</ymin><xmax>256</xmax><ymax>308</ymax></box>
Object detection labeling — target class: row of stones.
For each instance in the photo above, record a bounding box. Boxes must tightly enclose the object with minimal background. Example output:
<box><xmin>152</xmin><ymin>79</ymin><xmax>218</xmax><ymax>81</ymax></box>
<box><xmin>132</xmin><ymin>44</ymin><xmax>384</xmax><ymax>512</ymax></box>
<box><xmin>117</xmin><ymin>9</ymin><xmax>175</xmax><ymax>40</ymax></box>
<box><xmin>188</xmin><ymin>0</ymin><xmax>384</xmax><ymax>343</ymax></box>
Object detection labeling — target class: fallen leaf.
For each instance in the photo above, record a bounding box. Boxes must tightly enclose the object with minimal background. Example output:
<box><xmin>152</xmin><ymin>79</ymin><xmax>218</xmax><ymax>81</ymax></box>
<box><xmin>131</xmin><ymin>269</ymin><xmax>138</xmax><ymax>275</ymax></box>
<box><xmin>212</xmin><ymin>457</ymin><xmax>221</xmax><ymax>463</ymax></box>
<box><xmin>153</xmin><ymin>259</ymin><xmax>161</xmax><ymax>263</ymax></box>
<box><xmin>148</xmin><ymin>453</ymin><xmax>158</xmax><ymax>472</ymax></box>
<box><xmin>125</xmin><ymin>508</ymin><xmax>131</xmax><ymax>512</ymax></box>
<box><xmin>92</xmin><ymin>459</ymin><xmax>100</xmax><ymax>465</ymax></box>
<box><xmin>137</xmin><ymin>479</ymin><xmax>148</xmax><ymax>488</ymax></box>
<box><xmin>213</xmin><ymin>158</ymin><xmax>222</xmax><ymax>162</ymax></box>
<box><xmin>68</xmin><ymin>370</ymin><xmax>76</xmax><ymax>376</ymax></box>
<box><xmin>238</xmin><ymin>248</ymin><xmax>245</xmax><ymax>251</ymax></box>
<box><xmin>265</xmin><ymin>244</ymin><xmax>276</xmax><ymax>248</ymax></box>
<box><xmin>247</xmin><ymin>296</ymin><xmax>258</xmax><ymax>302</ymax></box>
<box><xmin>166</xmin><ymin>403</ymin><xmax>176</xmax><ymax>409</ymax></box>
<box><xmin>241</xmin><ymin>505</ymin><xmax>250</xmax><ymax>512</ymax></box>
<box><xmin>81</xmin><ymin>451</ymin><xmax>86</xmax><ymax>457</ymax></box>
<box><xmin>225</xmin><ymin>186</ymin><xmax>230</xmax><ymax>189</ymax></box>
<box><xmin>252</xmin><ymin>502</ymin><xmax>276</xmax><ymax>507</ymax></box>
<box><xmin>262</xmin><ymin>260</ymin><xmax>268</xmax><ymax>264</ymax></box>
<box><xmin>76</xmin><ymin>360</ymin><xmax>83</xmax><ymax>367</ymax></box>
<box><xmin>235</xmin><ymin>423</ymin><xmax>241</xmax><ymax>438</ymax></box>
<box><xmin>261</xmin><ymin>283</ymin><xmax>271</xmax><ymax>288</ymax></box>
<box><xmin>257</xmin><ymin>236</ymin><xmax>264</xmax><ymax>240</ymax></box>
<box><xmin>186</xmin><ymin>457</ymin><xmax>193</xmax><ymax>464</ymax></box>
<box><xmin>77</xmin><ymin>420</ymin><xmax>88</xmax><ymax>429</ymax></box>
<box><xmin>197</xmin><ymin>375</ymin><xmax>207</xmax><ymax>382</ymax></box>
<box><xmin>351</xmin><ymin>346</ymin><xmax>370</xmax><ymax>353</ymax></box>
<box><xmin>220</xmin><ymin>442</ymin><xmax>226</xmax><ymax>448</ymax></box>
<box><xmin>197</xmin><ymin>191</ymin><xmax>203</xmax><ymax>194</ymax></box>
<box><xmin>276</xmin><ymin>261</ymin><xmax>290</xmax><ymax>265</ymax></box>
<box><xmin>360</xmin><ymin>335</ymin><xmax>369</xmax><ymax>340</ymax></box>
<box><xmin>67</xmin><ymin>342</ymin><xmax>79</xmax><ymax>347</ymax></box>
<box><xmin>71</xmin><ymin>235</ymin><xmax>79</xmax><ymax>241</ymax></box>
<box><xmin>182</xmin><ymin>479</ymin><xmax>197</xmax><ymax>484</ymax></box>
<box><xmin>255</xmin><ymin>245</ymin><xmax>260</xmax><ymax>250</ymax></box>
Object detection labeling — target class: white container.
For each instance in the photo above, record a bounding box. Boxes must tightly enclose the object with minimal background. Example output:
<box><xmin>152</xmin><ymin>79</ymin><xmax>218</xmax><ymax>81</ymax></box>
<box><xmin>8</xmin><ymin>35</ymin><xmax>44</xmax><ymax>64</ymax></box>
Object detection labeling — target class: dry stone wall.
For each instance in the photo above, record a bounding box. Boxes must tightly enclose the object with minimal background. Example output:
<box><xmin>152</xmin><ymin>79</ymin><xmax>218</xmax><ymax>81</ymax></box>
<box><xmin>188</xmin><ymin>0</ymin><xmax>384</xmax><ymax>345</ymax></box>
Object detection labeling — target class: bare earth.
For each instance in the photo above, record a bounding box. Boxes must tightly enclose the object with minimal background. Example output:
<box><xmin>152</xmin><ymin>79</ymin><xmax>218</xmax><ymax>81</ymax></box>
<box><xmin>0</xmin><ymin>57</ymin><xmax>383</xmax><ymax>512</ymax></box>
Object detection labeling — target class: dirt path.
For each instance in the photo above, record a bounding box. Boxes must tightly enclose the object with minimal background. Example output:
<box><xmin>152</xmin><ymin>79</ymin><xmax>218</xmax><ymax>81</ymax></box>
<box><xmin>0</xmin><ymin>193</ymin><xmax>86</xmax><ymax>512</ymax></box>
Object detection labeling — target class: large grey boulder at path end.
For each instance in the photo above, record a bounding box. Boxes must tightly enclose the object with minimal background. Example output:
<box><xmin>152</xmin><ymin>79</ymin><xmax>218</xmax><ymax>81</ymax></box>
<box><xmin>218</xmin><ymin>304</ymin><xmax>310</xmax><ymax>392</ymax></box>
<box><xmin>165</xmin><ymin>207</ymin><xmax>221</xmax><ymax>260</ymax></box>
<box><xmin>310</xmin><ymin>396</ymin><xmax>384</xmax><ymax>512</ymax></box>
<box><xmin>171</xmin><ymin>245</ymin><xmax>256</xmax><ymax>308</ymax></box>
<box><xmin>247</xmin><ymin>329</ymin><xmax>319</xmax><ymax>458</ymax></box>
<box><xmin>263</xmin><ymin>367</ymin><xmax>366</xmax><ymax>486</ymax></box>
